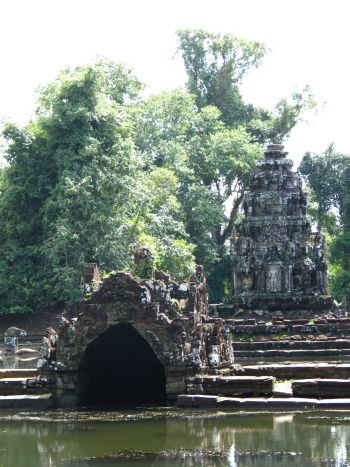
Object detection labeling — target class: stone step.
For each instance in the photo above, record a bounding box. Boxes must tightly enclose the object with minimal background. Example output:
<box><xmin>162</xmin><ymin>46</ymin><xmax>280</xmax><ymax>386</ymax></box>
<box><xmin>235</xmin><ymin>348</ymin><xmax>350</xmax><ymax>358</ymax></box>
<box><xmin>177</xmin><ymin>394</ymin><xmax>350</xmax><ymax>409</ymax></box>
<box><xmin>0</xmin><ymin>393</ymin><xmax>53</xmax><ymax>409</ymax></box>
<box><xmin>229</xmin><ymin>322</ymin><xmax>350</xmax><ymax>336</ymax></box>
<box><xmin>232</xmin><ymin>339</ymin><xmax>350</xmax><ymax>351</ymax></box>
<box><xmin>0</xmin><ymin>377</ymin><xmax>49</xmax><ymax>395</ymax></box>
<box><xmin>292</xmin><ymin>379</ymin><xmax>350</xmax><ymax>398</ymax></box>
<box><xmin>239</xmin><ymin>363</ymin><xmax>350</xmax><ymax>380</ymax></box>
<box><xmin>201</xmin><ymin>375</ymin><xmax>275</xmax><ymax>397</ymax></box>
<box><xmin>0</xmin><ymin>369</ymin><xmax>37</xmax><ymax>379</ymax></box>
<box><xmin>224</xmin><ymin>317</ymin><xmax>350</xmax><ymax>326</ymax></box>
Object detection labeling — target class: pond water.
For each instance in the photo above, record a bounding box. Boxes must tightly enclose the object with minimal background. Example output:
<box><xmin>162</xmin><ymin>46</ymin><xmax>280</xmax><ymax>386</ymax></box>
<box><xmin>1</xmin><ymin>408</ymin><xmax>350</xmax><ymax>466</ymax></box>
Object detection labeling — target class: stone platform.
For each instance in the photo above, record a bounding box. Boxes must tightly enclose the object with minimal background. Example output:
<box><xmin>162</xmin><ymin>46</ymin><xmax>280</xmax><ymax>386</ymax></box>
<box><xmin>239</xmin><ymin>363</ymin><xmax>350</xmax><ymax>380</ymax></box>
<box><xmin>0</xmin><ymin>394</ymin><xmax>53</xmax><ymax>409</ymax></box>
<box><xmin>177</xmin><ymin>394</ymin><xmax>350</xmax><ymax>410</ymax></box>
<box><xmin>231</xmin><ymin>294</ymin><xmax>332</xmax><ymax>313</ymax></box>
<box><xmin>224</xmin><ymin>316</ymin><xmax>350</xmax><ymax>363</ymax></box>
<box><xmin>226</xmin><ymin>316</ymin><xmax>350</xmax><ymax>335</ymax></box>
<box><xmin>200</xmin><ymin>375</ymin><xmax>275</xmax><ymax>396</ymax></box>
<box><xmin>0</xmin><ymin>369</ymin><xmax>37</xmax><ymax>379</ymax></box>
<box><xmin>0</xmin><ymin>377</ymin><xmax>49</xmax><ymax>396</ymax></box>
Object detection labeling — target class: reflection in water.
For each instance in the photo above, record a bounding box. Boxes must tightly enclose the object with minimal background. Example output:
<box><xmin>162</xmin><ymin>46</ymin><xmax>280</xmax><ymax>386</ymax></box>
<box><xmin>0</xmin><ymin>410</ymin><xmax>350</xmax><ymax>466</ymax></box>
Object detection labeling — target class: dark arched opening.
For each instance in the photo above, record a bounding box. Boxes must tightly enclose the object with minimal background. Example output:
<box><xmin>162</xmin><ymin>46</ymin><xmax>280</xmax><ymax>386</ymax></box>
<box><xmin>76</xmin><ymin>323</ymin><xmax>166</xmax><ymax>406</ymax></box>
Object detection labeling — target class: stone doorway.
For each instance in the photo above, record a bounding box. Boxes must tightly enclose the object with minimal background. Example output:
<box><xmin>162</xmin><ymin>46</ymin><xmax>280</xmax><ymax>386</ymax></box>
<box><xmin>76</xmin><ymin>323</ymin><xmax>166</xmax><ymax>406</ymax></box>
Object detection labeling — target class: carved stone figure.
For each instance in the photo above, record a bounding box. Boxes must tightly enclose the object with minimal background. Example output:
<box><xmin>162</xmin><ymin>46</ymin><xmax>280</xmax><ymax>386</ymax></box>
<box><xmin>266</xmin><ymin>264</ymin><xmax>281</xmax><ymax>293</ymax></box>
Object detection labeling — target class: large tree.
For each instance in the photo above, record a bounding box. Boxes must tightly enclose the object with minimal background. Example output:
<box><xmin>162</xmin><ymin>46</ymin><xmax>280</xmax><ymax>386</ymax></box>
<box><xmin>0</xmin><ymin>60</ymin><xmax>144</xmax><ymax>312</ymax></box>
<box><xmin>131</xmin><ymin>30</ymin><xmax>315</xmax><ymax>301</ymax></box>
<box><xmin>133</xmin><ymin>89</ymin><xmax>262</xmax><ymax>300</ymax></box>
<box><xmin>177</xmin><ymin>29</ymin><xmax>315</xmax><ymax>143</ymax></box>
<box><xmin>0</xmin><ymin>59</ymin><xmax>198</xmax><ymax>313</ymax></box>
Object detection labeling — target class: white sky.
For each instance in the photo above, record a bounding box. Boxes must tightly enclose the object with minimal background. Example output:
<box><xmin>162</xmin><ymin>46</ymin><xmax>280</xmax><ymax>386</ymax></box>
<box><xmin>1</xmin><ymin>0</ymin><xmax>349</xmax><ymax>165</ymax></box>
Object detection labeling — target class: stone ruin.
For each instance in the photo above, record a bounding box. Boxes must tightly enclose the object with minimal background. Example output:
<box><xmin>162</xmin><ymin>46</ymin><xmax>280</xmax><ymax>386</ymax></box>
<box><xmin>83</xmin><ymin>263</ymin><xmax>101</xmax><ymax>293</ymax></box>
<box><xmin>34</xmin><ymin>145</ymin><xmax>335</xmax><ymax>406</ymax></box>
<box><xmin>230</xmin><ymin>144</ymin><xmax>332</xmax><ymax>314</ymax></box>
<box><xmin>39</xmin><ymin>264</ymin><xmax>234</xmax><ymax>406</ymax></box>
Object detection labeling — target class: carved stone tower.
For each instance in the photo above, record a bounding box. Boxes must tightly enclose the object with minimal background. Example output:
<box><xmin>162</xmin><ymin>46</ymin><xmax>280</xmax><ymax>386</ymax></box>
<box><xmin>231</xmin><ymin>144</ymin><xmax>332</xmax><ymax>312</ymax></box>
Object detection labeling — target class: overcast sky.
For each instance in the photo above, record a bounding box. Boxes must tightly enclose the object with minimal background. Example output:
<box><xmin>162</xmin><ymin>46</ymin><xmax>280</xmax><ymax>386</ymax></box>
<box><xmin>0</xmin><ymin>0</ymin><xmax>349</xmax><ymax>165</ymax></box>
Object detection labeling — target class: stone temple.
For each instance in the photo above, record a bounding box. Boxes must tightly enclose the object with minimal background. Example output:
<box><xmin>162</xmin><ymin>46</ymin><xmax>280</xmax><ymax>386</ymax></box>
<box><xmin>39</xmin><ymin>266</ymin><xmax>234</xmax><ymax>406</ymax></box>
<box><xmin>230</xmin><ymin>144</ymin><xmax>332</xmax><ymax>314</ymax></box>
<box><xmin>34</xmin><ymin>144</ymin><xmax>333</xmax><ymax>407</ymax></box>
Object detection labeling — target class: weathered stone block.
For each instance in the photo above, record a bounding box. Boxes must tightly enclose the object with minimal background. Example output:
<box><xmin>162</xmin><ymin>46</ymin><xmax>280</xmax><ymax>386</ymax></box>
<box><xmin>192</xmin><ymin>394</ymin><xmax>219</xmax><ymax>407</ymax></box>
<box><xmin>292</xmin><ymin>379</ymin><xmax>350</xmax><ymax>398</ymax></box>
<box><xmin>202</xmin><ymin>375</ymin><xmax>275</xmax><ymax>396</ymax></box>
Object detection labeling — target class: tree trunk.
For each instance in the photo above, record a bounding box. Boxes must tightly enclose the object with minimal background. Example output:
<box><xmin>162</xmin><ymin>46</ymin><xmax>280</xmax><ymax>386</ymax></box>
<box><xmin>218</xmin><ymin>192</ymin><xmax>244</xmax><ymax>245</ymax></box>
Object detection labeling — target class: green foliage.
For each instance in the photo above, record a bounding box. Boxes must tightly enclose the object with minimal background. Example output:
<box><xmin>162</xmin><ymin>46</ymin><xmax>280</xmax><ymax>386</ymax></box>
<box><xmin>299</xmin><ymin>145</ymin><xmax>350</xmax><ymax>305</ymax></box>
<box><xmin>299</xmin><ymin>144</ymin><xmax>350</xmax><ymax>224</ymax></box>
<box><xmin>0</xmin><ymin>60</ymin><xmax>142</xmax><ymax>312</ymax></box>
<box><xmin>328</xmin><ymin>230</ymin><xmax>350</xmax><ymax>304</ymax></box>
<box><xmin>247</xmin><ymin>87</ymin><xmax>316</xmax><ymax>144</ymax></box>
<box><xmin>0</xmin><ymin>29</ymin><xmax>315</xmax><ymax>312</ymax></box>
<box><xmin>328</xmin><ymin>267</ymin><xmax>350</xmax><ymax>304</ymax></box>
<box><xmin>134</xmin><ymin>167</ymin><xmax>196</xmax><ymax>280</ymax></box>
<box><xmin>132</xmin><ymin>88</ymin><xmax>262</xmax><ymax>296</ymax></box>
<box><xmin>133</xmin><ymin>248</ymin><xmax>155</xmax><ymax>280</ymax></box>
<box><xmin>176</xmin><ymin>28</ymin><xmax>266</xmax><ymax>117</ymax></box>
<box><xmin>176</xmin><ymin>29</ymin><xmax>315</xmax><ymax>143</ymax></box>
<box><xmin>330</xmin><ymin>230</ymin><xmax>350</xmax><ymax>270</ymax></box>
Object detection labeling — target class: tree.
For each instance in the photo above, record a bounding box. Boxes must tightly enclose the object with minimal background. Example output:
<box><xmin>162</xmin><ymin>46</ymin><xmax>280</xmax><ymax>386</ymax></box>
<box><xmin>299</xmin><ymin>144</ymin><xmax>350</xmax><ymax>225</ymax></box>
<box><xmin>177</xmin><ymin>29</ymin><xmax>315</xmax><ymax>143</ymax></box>
<box><xmin>132</xmin><ymin>166</ymin><xmax>196</xmax><ymax>280</ymax></box>
<box><xmin>132</xmin><ymin>89</ymin><xmax>262</xmax><ymax>300</ymax></box>
<box><xmin>132</xmin><ymin>29</ymin><xmax>314</xmax><ymax>301</ymax></box>
<box><xmin>299</xmin><ymin>145</ymin><xmax>350</xmax><ymax>304</ymax></box>
<box><xmin>0</xmin><ymin>60</ymin><xmax>143</xmax><ymax>312</ymax></box>
<box><xmin>0</xmin><ymin>60</ymin><xmax>198</xmax><ymax>313</ymax></box>
<box><xmin>0</xmin><ymin>120</ymin><xmax>58</xmax><ymax>312</ymax></box>
<box><xmin>176</xmin><ymin>29</ymin><xmax>266</xmax><ymax>116</ymax></box>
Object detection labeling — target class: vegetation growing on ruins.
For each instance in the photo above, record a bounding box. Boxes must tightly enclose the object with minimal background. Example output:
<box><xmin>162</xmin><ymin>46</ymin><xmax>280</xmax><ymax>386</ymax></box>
<box><xmin>0</xmin><ymin>29</ymin><xmax>334</xmax><ymax>314</ymax></box>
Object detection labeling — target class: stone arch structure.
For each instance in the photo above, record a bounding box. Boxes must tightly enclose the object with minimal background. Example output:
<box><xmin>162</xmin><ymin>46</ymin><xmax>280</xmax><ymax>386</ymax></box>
<box><xmin>40</xmin><ymin>267</ymin><xmax>234</xmax><ymax>407</ymax></box>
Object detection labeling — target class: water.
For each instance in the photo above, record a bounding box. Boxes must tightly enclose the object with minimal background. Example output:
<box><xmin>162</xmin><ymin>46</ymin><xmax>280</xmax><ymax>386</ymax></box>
<box><xmin>0</xmin><ymin>408</ymin><xmax>350</xmax><ymax>466</ymax></box>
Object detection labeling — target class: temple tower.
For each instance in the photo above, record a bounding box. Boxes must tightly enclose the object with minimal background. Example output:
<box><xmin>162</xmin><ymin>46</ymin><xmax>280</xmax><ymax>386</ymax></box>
<box><xmin>231</xmin><ymin>144</ymin><xmax>332</xmax><ymax>313</ymax></box>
